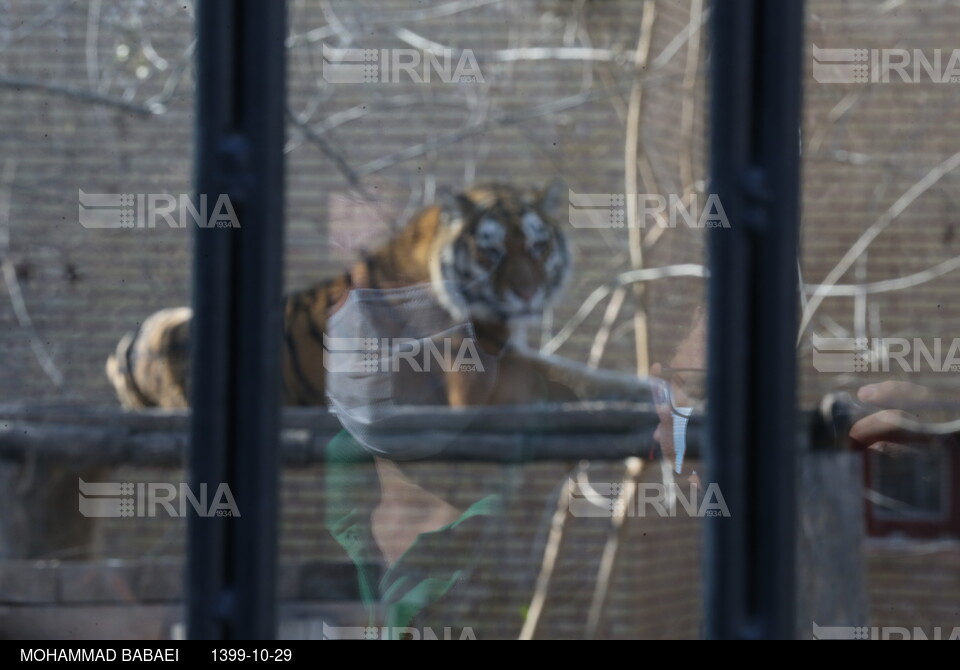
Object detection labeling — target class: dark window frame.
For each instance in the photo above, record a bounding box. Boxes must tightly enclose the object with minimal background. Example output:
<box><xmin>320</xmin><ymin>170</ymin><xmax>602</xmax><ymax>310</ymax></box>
<box><xmin>864</xmin><ymin>446</ymin><xmax>960</xmax><ymax>539</ymax></box>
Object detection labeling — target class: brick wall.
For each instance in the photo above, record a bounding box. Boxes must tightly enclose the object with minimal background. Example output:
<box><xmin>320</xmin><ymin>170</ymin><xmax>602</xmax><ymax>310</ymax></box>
<box><xmin>1</xmin><ymin>0</ymin><xmax>958</xmax><ymax>639</ymax></box>
<box><xmin>867</xmin><ymin>539</ymin><xmax>960</xmax><ymax>630</ymax></box>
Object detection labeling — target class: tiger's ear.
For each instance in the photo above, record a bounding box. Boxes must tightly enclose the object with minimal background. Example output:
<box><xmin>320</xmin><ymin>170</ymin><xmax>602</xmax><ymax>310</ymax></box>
<box><xmin>438</xmin><ymin>188</ymin><xmax>474</xmax><ymax>226</ymax></box>
<box><xmin>538</xmin><ymin>179</ymin><xmax>566</xmax><ymax>216</ymax></box>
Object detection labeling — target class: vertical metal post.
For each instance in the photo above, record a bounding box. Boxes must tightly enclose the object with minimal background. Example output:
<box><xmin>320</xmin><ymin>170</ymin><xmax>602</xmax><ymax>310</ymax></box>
<box><xmin>188</xmin><ymin>0</ymin><xmax>286</xmax><ymax>640</ymax></box>
<box><xmin>705</xmin><ymin>0</ymin><xmax>804</xmax><ymax>639</ymax></box>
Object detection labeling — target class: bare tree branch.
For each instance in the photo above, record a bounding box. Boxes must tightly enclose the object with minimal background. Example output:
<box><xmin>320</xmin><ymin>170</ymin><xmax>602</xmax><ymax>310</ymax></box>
<box><xmin>143</xmin><ymin>39</ymin><xmax>197</xmax><ymax>113</ymax></box>
<box><xmin>624</xmin><ymin>0</ymin><xmax>657</xmax><ymax>376</ymax></box>
<box><xmin>543</xmin><ymin>264</ymin><xmax>708</xmax><ymax>356</ymax></box>
<box><xmin>0</xmin><ymin>0</ymin><xmax>80</xmax><ymax>55</ymax></box>
<box><xmin>286</xmin><ymin>107</ymin><xmax>367</xmax><ymax>192</ymax></box>
<box><xmin>678</xmin><ymin>0</ymin><xmax>704</xmax><ymax>196</ymax></box>
<box><xmin>0</xmin><ymin>160</ymin><xmax>64</xmax><ymax>388</ymax></box>
<box><xmin>0</xmin><ymin>74</ymin><xmax>156</xmax><ymax>115</ymax></box>
<box><xmin>518</xmin><ymin>466</ymin><xmax>581</xmax><ymax>640</ymax></box>
<box><xmin>585</xmin><ymin>457</ymin><xmax>644</xmax><ymax>638</ymax></box>
<box><xmin>798</xmin><ymin>150</ymin><xmax>960</xmax><ymax>341</ymax></box>
<box><xmin>588</xmin><ymin>288</ymin><xmax>626</xmax><ymax>368</ymax></box>
<box><xmin>357</xmin><ymin>86</ymin><xmax>626</xmax><ymax>176</ymax></box>
<box><xmin>364</xmin><ymin>0</ymin><xmax>503</xmax><ymax>24</ymax></box>
<box><xmin>319</xmin><ymin>0</ymin><xmax>356</xmax><ymax>46</ymax></box>
<box><xmin>803</xmin><ymin>253</ymin><xmax>960</xmax><ymax>296</ymax></box>
<box><xmin>85</xmin><ymin>0</ymin><xmax>102</xmax><ymax>93</ymax></box>
<box><xmin>391</xmin><ymin>27</ymin><xmax>619</xmax><ymax>62</ymax></box>
<box><xmin>650</xmin><ymin>4</ymin><xmax>709</xmax><ymax>70</ymax></box>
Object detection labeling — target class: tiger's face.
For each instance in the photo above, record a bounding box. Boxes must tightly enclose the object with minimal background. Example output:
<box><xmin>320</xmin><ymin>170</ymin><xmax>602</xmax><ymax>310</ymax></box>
<box><xmin>431</xmin><ymin>183</ymin><xmax>571</xmax><ymax>324</ymax></box>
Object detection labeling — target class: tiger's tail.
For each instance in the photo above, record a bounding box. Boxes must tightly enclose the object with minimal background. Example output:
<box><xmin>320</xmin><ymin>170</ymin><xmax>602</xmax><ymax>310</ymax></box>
<box><xmin>106</xmin><ymin>326</ymin><xmax>152</xmax><ymax>409</ymax></box>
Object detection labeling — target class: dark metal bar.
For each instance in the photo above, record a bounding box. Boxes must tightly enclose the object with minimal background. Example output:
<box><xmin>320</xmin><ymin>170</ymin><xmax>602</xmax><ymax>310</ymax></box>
<box><xmin>188</xmin><ymin>0</ymin><xmax>286</xmax><ymax>640</ymax></box>
<box><xmin>705</xmin><ymin>0</ymin><xmax>804</xmax><ymax>639</ymax></box>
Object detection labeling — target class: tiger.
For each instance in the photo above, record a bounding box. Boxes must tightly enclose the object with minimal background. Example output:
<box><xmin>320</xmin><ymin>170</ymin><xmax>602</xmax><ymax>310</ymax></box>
<box><xmin>106</xmin><ymin>182</ymin><xmax>656</xmax><ymax>409</ymax></box>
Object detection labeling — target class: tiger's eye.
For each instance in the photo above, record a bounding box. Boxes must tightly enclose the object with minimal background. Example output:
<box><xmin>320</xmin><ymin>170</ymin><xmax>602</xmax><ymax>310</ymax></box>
<box><xmin>482</xmin><ymin>246</ymin><xmax>504</xmax><ymax>262</ymax></box>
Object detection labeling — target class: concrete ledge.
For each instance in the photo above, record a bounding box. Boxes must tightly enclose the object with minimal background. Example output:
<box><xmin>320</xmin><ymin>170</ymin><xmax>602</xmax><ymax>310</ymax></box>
<box><xmin>0</xmin><ymin>403</ymin><xmax>682</xmax><ymax>465</ymax></box>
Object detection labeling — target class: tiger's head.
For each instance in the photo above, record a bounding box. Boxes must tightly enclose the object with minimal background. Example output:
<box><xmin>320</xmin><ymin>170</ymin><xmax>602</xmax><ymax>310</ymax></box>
<box><xmin>430</xmin><ymin>182</ymin><xmax>571</xmax><ymax>325</ymax></box>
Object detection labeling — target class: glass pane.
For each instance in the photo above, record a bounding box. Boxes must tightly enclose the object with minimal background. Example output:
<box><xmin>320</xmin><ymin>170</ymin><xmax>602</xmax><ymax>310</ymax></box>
<box><xmin>869</xmin><ymin>448</ymin><xmax>946</xmax><ymax>520</ymax></box>
<box><xmin>0</xmin><ymin>0</ymin><xmax>723</xmax><ymax>642</ymax></box>
<box><xmin>281</xmin><ymin>0</ymin><xmax>709</xmax><ymax>640</ymax></box>
<box><xmin>0</xmin><ymin>0</ymin><xmax>196</xmax><ymax>639</ymax></box>
<box><xmin>803</xmin><ymin>0</ymin><xmax>960</xmax><ymax>640</ymax></box>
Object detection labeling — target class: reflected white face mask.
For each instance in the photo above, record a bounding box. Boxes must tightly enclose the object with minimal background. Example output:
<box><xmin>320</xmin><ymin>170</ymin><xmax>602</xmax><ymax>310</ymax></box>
<box><xmin>324</xmin><ymin>282</ymin><xmax>501</xmax><ymax>460</ymax></box>
<box><xmin>672</xmin><ymin>407</ymin><xmax>694</xmax><ymax>474</ymax></box>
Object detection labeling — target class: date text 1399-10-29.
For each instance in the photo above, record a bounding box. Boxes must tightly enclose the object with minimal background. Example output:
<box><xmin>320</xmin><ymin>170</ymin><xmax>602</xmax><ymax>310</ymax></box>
<box><xmin>212</xmin><ymin>649</ymin><xmax>293</xmax><ymax>662</ymax></box>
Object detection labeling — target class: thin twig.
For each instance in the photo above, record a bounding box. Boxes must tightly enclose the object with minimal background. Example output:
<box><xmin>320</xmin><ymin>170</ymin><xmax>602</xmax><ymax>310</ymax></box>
<box><xmin>624</xmin><ymin>0</ymin><xmax>657</xmax><ymax>376</ymax></box>
<box><xmin>143</xmin><ymin>39</ymin><xmax>197</xmax><ymax>113</ymax></box>
<box><xmin>0</xmin><ymin>160</ymin><xmax>64</xmax><ymax>388</ymax></box>
<box><xmin>803</xmin><ymin>253</ymin><xmax>960</xmax><ymax>296</ymax></box>
<box><xmin>649</xmin><ymin>5</ymin><xmax>709</xmax><ymax>70</ymax></box>
<box><xmin>638</xmin><ymin>153</ymin><xmax>669</xmax><ymax>248</ymax></box>
<box><xmin>0</xmin><ymin>74</ymin><xmax>156</xmax><ymax>115</ymax></box>
<box><xmin>585</xmin><ymin>457</ymin><xmax>645</xmax><ymax>638</ymax></box>
<box><xmin>318</xmin><ymin>0</ymin><xmax>355</xmax><ymax>45</ymax></box>
<box><xmin>519</xmin><ymin>468</ymin><xmax>580</xmax><ymax>640</ymax></box>
<box><xmin>678</xmin><ymin>0</ymin><xmax>703</xmax><ymax>196</ymax></box>
<box><xmin>357</xmin><ymin>87</ymin><xmax>626</xmax><ymax>176</ymax></box>
<box><xmin>588</xmin><ymin>288</ymin><xmax>626</xmax><ymax>369</ymax></box>
<box><xmin>543</xmin><ymin>264</ymin><xmax>708</xmax><ymax>356</ymax></box>
<box><xmin>363</xmin><ymin>0</ymin><xmax>503</xmax><ymax>25</ymax></box>
<box><xmin>286</xmin><ymin>108</ymin><xmax>368</xmax><ymax>193</ymax></box>
<box><xmin>85</xmin><ymin>0</ymin><xmax>101</xmax><ymax>93</ymax></box>
<box><xmin>798</xmin><ymin>151</ymin><xmax>960</xmax><ymax>341</ymax></box>
<box><xmin>391</xmin><ymin>27</ymin><xmax>619</xmax><ymax>62</ymax></box>
<box><xmin>0</xmin><ymin>0</ymin><xmax>81</xmax><ymax>55</ymax></box>
<box><xmin>854</xmin><ymin>254</ymin><xmax>868</xmax><ymax>343</ymax></box>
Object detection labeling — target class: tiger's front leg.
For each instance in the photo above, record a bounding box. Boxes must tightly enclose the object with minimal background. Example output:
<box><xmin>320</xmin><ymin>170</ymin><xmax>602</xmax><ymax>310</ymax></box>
<box><xmin>508</xmin><ymin>346</ymin><xmax>660</xmax><ymax>404</ymax></box>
